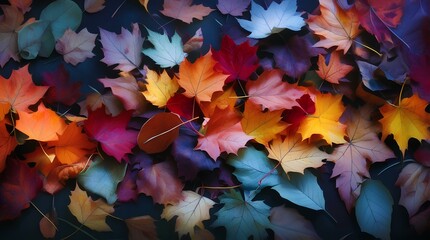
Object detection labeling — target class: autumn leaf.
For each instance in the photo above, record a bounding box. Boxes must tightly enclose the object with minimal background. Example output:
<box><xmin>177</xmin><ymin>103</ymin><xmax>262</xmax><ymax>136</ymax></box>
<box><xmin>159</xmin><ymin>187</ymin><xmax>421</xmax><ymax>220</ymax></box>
<box><xmin>41</xmin><ymin>64</ymin><xmax>81</xmax><ymax>106</ymax></box>
<box><xmin>99</xmin><ymin>23</ymin><xmax>143</xmax><ymax>72</ymax></box>
<box><xmin>196</xmin><ymin>107</ymin><xmax>252</xmax><ymax>160</ymax></box>
<box><xmin>142</xmin><ymin>69</ymin><xmax>179</xmax><ymax>108</ymax></box>
<box><xmin>44</xmin><ymin>160</ymin><xmax>87</xmax><ymax>194</ymax></box>
<box><xmin>161</xmin><ymin>190</ymin><xmax>215</xmax><ymax>238</ymax></box>
<box><xmin>237</xmin><ymin>0</ymin><xmax>305</xmax><ymax>39</ymax></box>
<box><xmin>125</xmin><ymin>216</ymin><xmax>158</xmax><ymax>240</ymax></box>
<box><xmin>99</xmin><ymin>75</ymin><xmax>147</xmax><ymax>114</ymax></box>
<box><xmin>68</xmin><ymin>183</ymin><xmax>114</xmax><ymax>231</ymax></box>
<box><xmin>142</xmin><ymin>29</ymin><xmax>186</xmax><ymax>68</ymax></box>
<box><xmin>183</xmin><ymin>28</ymin><xmax>203</xmax><ymax>53</ymax></box>
<box><xmin>0</xmin><ymin>120</ymin><xmax>17</xmax><ymax>173</ymax></box>
<box><xmin>0</xmin><ymin>65</ymin><xmax>48</xmax><ymax>113</ymax></box>
<box><xmin>212</xmin><ymin>35</ymin><xmax>259</xmax><ymax>83</ymax></box>
<box><xmin>379</xmin><ymin>94</ymin><xmax>430</xmax><ymax>154</ymax></box>
<box><xmin>84</xmin><ymin>0</ymin><xmax>105</xmax><ymax>13</ymax></box>
<box><xmin>0</xmin><ymin>158</ymin><xmax>42</xmax><ymax>221</ymax></box>
<box><xmin>200</xmin><ymin>86</ymin><xmax>237</xmax><ymax>118</ymax></box>
<box><xmin>137</xmin><ymin>161</ymin><xmax>183</xmax><ymax>205</ymax></box>
<box><xmin>39</xmin><ymin>210</ymin><xmax>57</xmax><ymax>239</ymax></box>
<box><xmin>84</xmin><ymin>107</ymin><xmax>137</xmax><ymax>162</ymax></box>
<box><xmin>55</xmin><ymin>28</ymin><xmax>97</xmax><ymax>65</ymax></box>
<box><xmin>241</xmin><ymin>101</ymin><xmax>288</xmax><ymax>146</ymax></box>
<box><xmin>329</xmin><ymin>106</ymin><xmax>395</xmax><ymax>211</ymax></box>
<box><xmin>8</xmin><ymin>0</ymin><xmax>32</xmax><ymax>13</ymax></box>
<box><xmin>139</xmin><ymin>0</ymin><xmax>149</xmax><ymax>12</ymax></box>
<box><xmin>296</xmin><ymin>92</ymin><xmax>347</xmax><ymax>145</ymax></box>
<box><xmin>0</xmin><ymin>5</ymin><xmax>23</xmax><ymax>67</ymax></box>
<box><xmin>396</xmin><ymin>162</ymin><xmax>430</xmax><ymax>217</ymax></box>
<box><xmin>15</xmin><ymin>103</ymin><xmax>67</xmax><ymax>142</ymax></box>
<box><xmin>216</xmin><ymin>0</ymin><xmax>250</xmax><ymax>16</ymax></box>
<box><xmin>267</xmin><ymin>131</ymin><xmax>329</xmax><ymax>174</ymax></box>
<box><xmin>246</xmin><ymin>69</ymin><xmax>309</xmax><ymax>111</ymax></box>
<box><xmin>79</xmin><ymin>91</ymin><xmax>124</xmax><ymax>117</ymax></box>
<box><xmin>316</xmin><ymin>51</ymin><xmax>353</xmax><ymax>84</ymax></box>
<box><xmin>177</xmin><ymin>51</ymin><xmax>229</xmax><ymax>103</ymax></box>
<box><xmin>160</xmin><ymin>0</ymin><xmax>214</xmax><ymax>24</ymax></box>
<box><xmin>307</xmin><ymin>0</ymin><xmax>361</xmax><ymax>53</ymax></box>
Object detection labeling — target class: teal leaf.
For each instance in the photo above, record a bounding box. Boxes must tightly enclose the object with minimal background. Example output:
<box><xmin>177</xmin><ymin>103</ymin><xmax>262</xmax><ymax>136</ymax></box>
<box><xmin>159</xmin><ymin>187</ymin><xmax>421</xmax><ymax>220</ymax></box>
<box><xmin>272</xmin><ymin>170</ymin><xmax>325</xmax><ymax>211</ymax></box>
<box><xmin>227</xmin><ymin>146</ymin><xmax>282</xmax><ymax>190</ymax></box>
<box><xmin>77</xmin><ymin>156</ymin><xmax>127</xmax><ymax>204</ymax></box>
<box><xmin>142</xmin><ymin>29</ymin><xmax>187</xmax><ymax>68</ymax></box>
<box><xmin>237</xmin><ymin>0</ymin><xmax>305</xmax><ymax>39</ymax></box>
<box><xmin>17</xmin><ymin>20</ymin><xmax>53</xmax><ymax>59</ymax></box>
<box><xmin>211</xmin><ymin>190</ymin><xmax>272</xmax><ymax>240</ymax></box>
<box><xmin>40</xmin><ymin>0</ymin><xmax>82</xmax><ymax>40</ymax></box>
<box><xmin>356</xmin><ymin>180</ymin><xmax>393</xmax><ymax>240</ymax></box>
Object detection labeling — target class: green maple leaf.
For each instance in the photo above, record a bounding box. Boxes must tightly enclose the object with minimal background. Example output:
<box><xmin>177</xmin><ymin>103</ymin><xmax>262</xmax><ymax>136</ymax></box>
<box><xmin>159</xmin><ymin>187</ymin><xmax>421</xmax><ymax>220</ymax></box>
<box><xmin>211</xmin><ymin>190</ymin><xmax>272</xmax><ymax>240</ymax></box>
<box><xmin>142</xmin><ymin>29</ymin><xmax>187</xmax><ymax>68</ymax></box>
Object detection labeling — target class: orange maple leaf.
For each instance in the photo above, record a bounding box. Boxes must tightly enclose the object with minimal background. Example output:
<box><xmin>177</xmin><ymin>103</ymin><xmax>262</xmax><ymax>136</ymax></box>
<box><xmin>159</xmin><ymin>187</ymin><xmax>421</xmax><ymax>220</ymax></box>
<box><xmin>160</xmin><ymin>0</ymin><xmax>214</xmax><ymax>24</ymax></box>
<box><xmin>0</xmin><ymin>120</ymin><xmax>17</xmax><ymax>173</ymax></box>
<box><xmin>15</xmin><ymin>103</ymin><xmax>67</xmax><ymax>142</ymax></box>
<box><xmin>379</xmin><ymin>94</ymin><xmax>430</xmax><ymax>154</ymax></box>
<box><xmin>241</xmin><ymin>101</ymin><xmax>288</xmax><ymax>146</ymax></box>
<box><xmin>297</xmin><ymin>92</ymin><xmax>346</xmax><ymax>145</ymax></box>
<box><xmin>47</xmin><ymin>122</ymin><xmax>97</xmax><ymax>164</ymax></box>
<box><xmin>177</xmin><ymin>51</ymin><xmax>229</xmax><ymax>103</ymax></box>
<box><xmin>200</xmin><ymin>86</ymin><xmax>237</xmax><ymax>118</ymax></box>
<box><xmin>307</xmin><ymin>0</ymin><xmax>360</xmax><ymax>53</ymax></box>
<box><xmin>316</xmin><ymin>51</ymin><xmax>353</xmax><ymax>84</ymax></box>
<box><xmin>0</xmin><ymin>65</ymin><xmax>48</xmax><ymax>113</ymax></box>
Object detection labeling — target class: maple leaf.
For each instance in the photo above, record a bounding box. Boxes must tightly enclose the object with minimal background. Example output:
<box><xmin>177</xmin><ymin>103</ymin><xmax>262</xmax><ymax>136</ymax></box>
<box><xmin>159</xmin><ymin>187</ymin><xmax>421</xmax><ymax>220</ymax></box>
<box><xmin>177</xmin><ymin>51</ymin><xmax>229</xmax><ymax>103</ymax></box>
<box><xmin>212</xmin><ymin>35</ymin><xmax>259</xmax><ymax>83</ymax></box>
<box><xmin>211</xmin><ymin>190</ymin><xmax>272</xmax><ymax>240</ymax></box>
<box><xmin>160</xmin><ymin>0</ymin><xmax>214</xmax><ymax>24</ymax></box>
<box><xmin>142</xmin><ymin>29</ymin><xmax>187</xmax><ymax>68</ymax></box>
<box><xmin>0</xmin><ymin>65</ymin><xmax>48</xmax><ymax>113</ymax></box>
<box><xmin>270</xmin><ymin>206</ymin><xmax>321</xmax><ymax>240</ymax></box>
<box><xmin>166</xmin><ymin>93</ymin><xmax>200</xmax><ymax>120</ymax></box>
<box><xmin>161</xmin><ymin>190</ymin><xmax>215</xmax><ymax>238</ymax></box>
<box><xmin>142</xmin><ymin>69</ymin><xmax>179</xmax><ymax>108</ymax></box>
<box><xmin>316</xmin><ymin>51</ymin><xmax>353</xmax><ymax>84</ymax></box>
<box><xmin>41</xmin><ymin>64</ymin><xmax>81</xmax><ymax>106</ymax></box>
<box><xmin>79</xmin><ymin>91</ymin><xmax>124</xmax><ymax>117</ymax></box>
<box><xmin>44</xmin><ymin>160</ymin><xmax>87</xmax><ymax>194</ymax></box>
<box><xmin>0</xmin><ymin>120</ymin><xmax>17</xmax><ymax>173</ymax></box>
<box><xmin>196</xmin><ymin>107</ymin><xmax>252</xmax><ymax>160</ymax></box>
<box><xmin>396</xmin><ymin>162</ymin><xmax>430</xmax><ymax>217</ymax></box>
<box><xmin>379</xmin><ymin>94</ymin><xmax>430</xmax><ymax>154</ymax></box>
<box><xmin>329</xmin><ymin>106</ymin><xmax>395</xmax><ymax>211</ymax></box>
<box><xmin>241</xmin><ymin>101</ymin><xmax>288</xmax><ymax>146</ymax></box>
<box><xmin>183</xmin><ymin>28</ymin><xmax>203</xmax><ymax>53</ymax></box>
<box><xmin>15</xmin><ymin>103</ymin><xmax>67</xmax><ymax>142</ymax></box>
<box><xmin>237</xmin><ymin>0</ymin><xmax>305</xmax><ymax>39</ymax></box>
<box><xmin>200</xmin><ymin>86</ymin><xmax>237</xmax><ymax>118</ymax></box>
<box><xmin>125</xmin><ymin>216</ymin><xmax>158</xmax><ymax>240</ymax></box>
<box><xmin>267</xmin><ymin>131</ymin><xmax>329</xmax><ymax>174</ymax></box>
<box><xmin>68</xmin><ymin>184</ymin><xmax>114</xmax><ymax>231</ymax></box>
<box><xmin>216</xmin><ymin>0</ymin><xmax>250</xmax><ymax>16</ymax></box>
<box><xmin>99</xmin><ymin>75</ymin><xmax>146</xmax><ymax>114</ymax></box>
<box><xmin>0</xmin><ymin>158</ymin><xmax>42</xmax><ymax>221</ymax></box>
<box><xmin>355</xmin><ymin>0</ymin><xmax>405</xmax><ymax>46</ymax></box>
<box><xmin>307</xmin><ymin>0</ymin><xmax>361</xmax><ymax>53</ymax></box>
<box><xmin>246</xmin><ymin>69</ymin><xmax>309</xmax><ymax>111</ymax></box>
<box><xmin>136</xmin><ymin>161</ymin><xmax>183</xmax><ymax>205</ymax></box>
<box><xmin>47</xmin><ymin>122</ymin><xmax>96</xmax><ymax>164</ymax></box>
<box><xmin>296</xmin><ymin>92</ymin><xmax>347</xmax><ymax>145</ymax></box>
<box><xmin>84</xmin><ymin>0</ymin><xmax>105</xmax><ymax>13</ymax></box>
<box><xmin>0</xmin><ymin>5</ymin><xmax>23</xmax><ymax>67</ymax></box>
<box><xmin>55</xmin><ymin>28</ymin><xmax>97</xmax><ymax>66</ymax></box>
<box><xmin>84</xmin><ymin>107</ymin><xmax>137</xmax><ymax>162</ymax></box>
<box><xmin>99</xmin><ymin>23</ymin><xmax>143</xmax><ymax>72</ymax></box>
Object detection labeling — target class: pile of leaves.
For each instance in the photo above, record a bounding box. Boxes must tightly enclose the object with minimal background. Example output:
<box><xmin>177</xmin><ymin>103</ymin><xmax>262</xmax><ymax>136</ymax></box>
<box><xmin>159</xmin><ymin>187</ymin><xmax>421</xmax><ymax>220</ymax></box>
<box><xmin>1</xmin><ymin>0</ymin><xmax>430</xmax><ymax>239</ymax></box>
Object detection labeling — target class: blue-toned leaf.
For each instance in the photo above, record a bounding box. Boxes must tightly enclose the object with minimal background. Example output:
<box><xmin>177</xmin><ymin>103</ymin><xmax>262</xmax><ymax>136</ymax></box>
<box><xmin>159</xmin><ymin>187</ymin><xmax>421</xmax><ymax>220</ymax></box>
<box><xmin>17</xmin><ymin>20</ymin><xmax>53</xmax><ymax>59</ymax></box>
<box><xmin>40</xmin><ymin>0</ymin><xmax>82</xmax><ymax>40</ymax></box>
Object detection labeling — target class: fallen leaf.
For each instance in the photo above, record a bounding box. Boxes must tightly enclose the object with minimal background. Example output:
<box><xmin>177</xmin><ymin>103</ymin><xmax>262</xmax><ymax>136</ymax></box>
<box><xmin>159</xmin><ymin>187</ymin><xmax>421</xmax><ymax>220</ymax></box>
<box><xmin>162</xmin><ymin>190</ymin><xmax>215</xmax><ymax>238</ymax></box>
<box><xmin>41</xmin><ymin>64</ymin><xmax>81</xmax><ymax>106</ymax></box>
<box><xmin>200</xmin><ymin>86</ymin><xmax>237</xmax><ymax>118</ymax></box>
<box><xmin>316</xmin><ymin>51</ymin><xmax>353</xmax><ymax>84</ymax></box>
<box><xmin>0</xmin><ymin>5</ymin><xmax>23</xmax><ymax>67</ymax></box>
<box><xmin>183</xmin><ymin>28</ymin><xmax>203</xmax><ymax>53</ymax></box>
<box><xmin>55</xmin><ymin>28</ymin><xmax>97</xmax><ymax>65</ymax></box>
<box><xmin>216</xmin><ymin>0</ymin><xmax>250</xmax><ymax>16</ymax></box>
<box><xmin>0</xmin><ymin>120</ymin><xmax>17</xmax><ymax>173</ymax></box>
<box><xmin>160</xmin><ymin>0</ymin><xmax>214</xmax><ymax>24</ymax></box>
<box><xmin>143</xmin><ymin>69</ymin><xmax>179</xmax><ymax>108</ymax></box>
<box><xmin>39</xmin><ymin>209</ymin><xmax>57</xmax><ymax>239</ymax></box>
<box><xmin>43</xmin><ymin>160</ymin><xmax>87</xmax><ymax>194</ymax></box>
<box><xmin>8</xmin><ymin>0</ymin><xmax>32</xmax><ymax>13</ymax></box>
<box><xmin>84</xmin><ymin>0</ymin><xmax>105</xmax><ymax>13</ymax></box>
<box><xmin>139</xmin><ymin>0</ymin><xmax>149</xmax><ymax>12</ymax></box>
<box><xmin>68</xmin><ymin>183</ymin><xmax>114</xmax><ymax>231</ymax></box>
<box><xmin>125</xmin><ymin>215</ymin><xmax>158</xmax><ymax>240</ymax></box>
<box><xmin>79</xmin><ymin>91</ymin><xmax>124</xmax><ymax>117</ymax></box>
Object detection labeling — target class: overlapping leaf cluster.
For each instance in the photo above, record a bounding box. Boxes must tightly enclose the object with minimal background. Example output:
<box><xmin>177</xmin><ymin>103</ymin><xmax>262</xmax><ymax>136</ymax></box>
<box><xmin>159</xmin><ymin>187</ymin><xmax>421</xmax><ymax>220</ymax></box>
<box><xmin>1</xmin><ymin>0</ymin><xmax>430</xmax><ymax>239</ymax></box>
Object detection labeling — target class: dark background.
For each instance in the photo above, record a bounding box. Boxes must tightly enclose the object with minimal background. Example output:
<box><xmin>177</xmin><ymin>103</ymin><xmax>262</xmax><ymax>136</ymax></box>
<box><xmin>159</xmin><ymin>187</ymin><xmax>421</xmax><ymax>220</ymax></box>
<box><xmin>0</xmin><ymin>0</ymin><xmax>426</xmax><ymax>239</ymax></box>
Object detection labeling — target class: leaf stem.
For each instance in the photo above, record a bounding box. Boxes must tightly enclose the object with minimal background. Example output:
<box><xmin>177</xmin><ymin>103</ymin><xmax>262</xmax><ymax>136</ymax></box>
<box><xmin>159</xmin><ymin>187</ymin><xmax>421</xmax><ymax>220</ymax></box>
<box><xmin>398</xmin><ymin>79</ymin><xmax>407</xmax><ymax>106</ymax></box>
<box><xmin>88</xmin><ymin>85</ymin><xmax>101</xmax><ymax>95</ymax></box>
<box><xmin>378</xmin><ymin>159</ymin><xmax>415</xmax><ymax>176</ymax></box>
<box><xmin>30</xmin><ymin>201</ymin><xmax>58</xmax><ymax>231</ymax></box>
<box><xmin>353</xmin><ymin>40</ymin><xmax>382</xmax><ymax>57</ymax></box>
<box><xmin>57</xmin><ymin>217</ymin><xmax>98</xmax><ymax>240</ymax></box>
<box><xmin>144</xmin><ymin>116</ymin><xmax>199</xmax><ymax>144</ymax></box>
<box><xmin>323</xmin><ymin>209</ymin><xmax>338</xmax><ymax>224</ymax></box>
<box><xmin>107</xmin><ymin>213</ymin><xmax>124</xmax><ymax>222</ymax></box>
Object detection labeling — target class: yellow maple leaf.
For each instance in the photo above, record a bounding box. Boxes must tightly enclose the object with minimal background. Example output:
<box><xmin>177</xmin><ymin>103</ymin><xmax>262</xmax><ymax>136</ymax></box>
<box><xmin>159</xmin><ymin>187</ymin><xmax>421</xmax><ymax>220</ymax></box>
<box><xmin>161</xmin><ymin>190</ymin><xmax>215</xmax><ymax>238</ymax></box>
<box><xmin>297</xmin><ymin>92</ymin><xmax>346</xmax><ymax>145</ymax></box>
<box><xmin>241</xmin><ymin>101</ymin><xmax>288</xmax><ymax>146</ymax></box>
<box><xmin>68</xmin><ymin>184</ymin><xmax>114</xmax><ymax>232</ymax></box>
<box><xmin>143</xmin><ymin>69</ymin><xmax>179</xmax><ymax>108</ymax></box>
<box><xmin>267</xmin><ymin>131</ymin><xmax>329</xmax><ymax>174</ymax></box>
<box><xmin>379</xmin><ymin>94</ymin><xmax>430</xmax><ymax>154</ymax></box>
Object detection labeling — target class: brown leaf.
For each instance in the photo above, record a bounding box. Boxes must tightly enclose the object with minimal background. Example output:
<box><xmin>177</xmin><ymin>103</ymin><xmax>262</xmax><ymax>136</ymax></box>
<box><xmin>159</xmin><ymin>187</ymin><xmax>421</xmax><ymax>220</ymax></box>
<box><xmin>39</xmin><ymin>210</ymin><xmax>57</xmax><ymax>239</ymax></box>
<box><xmin>160</xmin><ymin>0</ymin><xmax>214</xmax><ymax>24</ymax></box>
<box><xmin>84</xmin><ymin>0</ymin><xmax>105</xmax><ymax>13</ymax></box>
<box><xmin>125</xmin><ymin>216</ymin><xmax>158</xmax><ymax>240</ymax></box>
